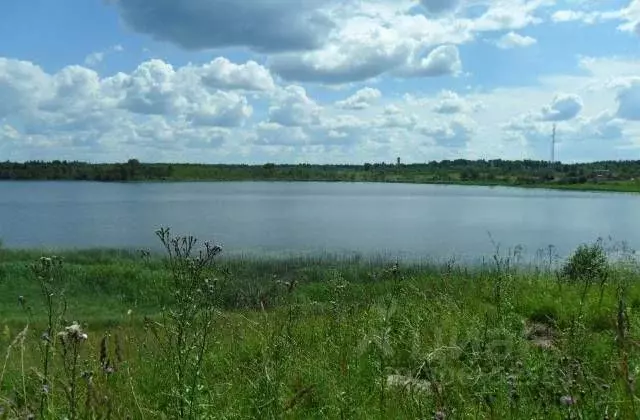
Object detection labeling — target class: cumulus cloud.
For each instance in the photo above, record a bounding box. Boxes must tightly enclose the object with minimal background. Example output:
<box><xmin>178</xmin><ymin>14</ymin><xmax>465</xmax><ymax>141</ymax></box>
<box><xmin>540</xmin><ymin>94</ymin><xmax>583</xmax><ymax>121</ymax></box>
<box><xmin>419</xmin><ymin>117</ymin><xmax>476</xmax><ymax>148</ymax></box>
<box><xmin>582</xmin><ymin>111</ymin><xmax>624</xmax><ymax>140</ymax></box>
<box><xmin>495</xmin><ymin>32</ymin><xmax>537</xmax><ymax>49</ymax></box>
<box><xmin>268</xmin><ymin>85</ymin><xmax>321</xmax><ymax>126</ymax></box>
<box><xmin>378</xmin><ymin>105</ymin><xmax>418</xmax><ymax>129</ymax></box>
<box><xmin>118</xmin><ymin>60</ymin><xmax>179</xmax><ymax>115</ymax></box>
<box><xmin>0</xmin><ymin>58</ymin><xmax>52</xmax><ymax>118</ymax></box>
<box><xmin>268</xmin><ymin>8</ymin><xmax>470</xmax><ymax>85</ymax></box>
<box><xmin>0</xmin><ymin>56</ymin><xmax>259</xmax><ymax>161</ymax></box>
<box><xmin>109</xmin><ymin>0</ymin><xmax>334</xmax><ymax>52</ymax></box>
<box><xmin>615</xmin><ymin>78</ymin><xmax>640</xmax><ymax>120</ymax></box>
<box><xmin>551</xmin><ymin>2</ymin><xmax>640</xmax><ymax>34</ymax></box>
<box><xmin>268</xmin><ymin>27</ymin><xmax>413</xmax><ymax>84</ymax></box>
<box><xmin>105</xmin><ymin>0</ymin><xmax>556</xmax><ymax>88</ymax></box>
<box><xmin>612</xmin><ymin>0</ymin><xmax>640</xmax><ymax>34</ymax></box>
<box><xmin>197</xmin><ymin>57</ymin><xmax>275</xmax><ymax>91</ymax></box>
<box><xmin>551</xmin><ymin>10</ymin><xmax>600</xmax><ymax>24</ymax></box>
<box><xmin>470</xmin><ymin>0</ymin><xmax>546</xmax><ymax>32</ymax></box>
<box><xmin>187</xmin><ymin>91</ymin><xmax>253</xmax><ymax>127</ymax></box>
<box><xmin>254</xmin><ymin>122</ymin><xmax>309</xmax><ymax>146</ymax></box>
<box><xmin>431</xmin><ymin>90</ymin><xmax>482</xmax><ymax>114</ymax></box>
<box><xmin>397</xmin><ymin>45</ymin><xmax>462</xmax><ymax>78</ymax></box>
<box><xmin>336</xmin><ymin>87</ymin><xmax>382</xmax><ymax>110</ymax></box>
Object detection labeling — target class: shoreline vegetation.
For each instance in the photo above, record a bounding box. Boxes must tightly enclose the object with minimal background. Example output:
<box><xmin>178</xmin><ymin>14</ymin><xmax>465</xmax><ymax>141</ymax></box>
<box><xmin>2</xmin><ymin>233</ymin><xmax>640</xmax><ymax>418</ymax></box>
<box><xmin>2</xmin><ymin>159</ymin><xmax>640</xmax><ymax>193</ymax></box>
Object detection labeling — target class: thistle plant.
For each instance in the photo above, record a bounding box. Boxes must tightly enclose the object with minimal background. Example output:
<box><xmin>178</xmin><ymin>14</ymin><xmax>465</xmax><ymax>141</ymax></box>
<box><xmin>57</xmin><ymin>322</ymin><xmax>88</xmax><ymax>420</ymax></box>
<box><xmin>147</xmin><ymin>227</ymin><xmax>223</xmax><ymax>419</ymax></box>
<box><xmin>30</xmin><ymin>256</ymin><xmax>66</xmax><ymax>418</ymax></box>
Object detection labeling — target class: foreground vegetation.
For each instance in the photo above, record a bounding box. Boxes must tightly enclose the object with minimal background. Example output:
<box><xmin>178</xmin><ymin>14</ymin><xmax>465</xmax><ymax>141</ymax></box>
<box><xmin>2</xmin><ymin>159</ymin><xmax>640</xmax><ymax>193</ymax></box>
<box><xmin>1</xmin><ymin>233</ymin><xmax>640</xmax><ymax>418</ymax></box>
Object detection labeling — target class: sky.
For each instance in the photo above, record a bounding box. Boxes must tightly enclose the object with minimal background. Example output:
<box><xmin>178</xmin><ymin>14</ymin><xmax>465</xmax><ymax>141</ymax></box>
<box><xmin>1</xmin><ymin>0</ymin><xmax>640</xmax><ymax>164</ymax></box>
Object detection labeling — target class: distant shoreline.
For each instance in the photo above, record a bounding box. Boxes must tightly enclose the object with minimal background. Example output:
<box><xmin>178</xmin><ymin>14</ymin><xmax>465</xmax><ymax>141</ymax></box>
<box><xmin>2</xmin><ymin>176</ymin><xmax>639</xmax><ymax>194</ymax></box>
<box><xmin>1</xmin><ymin>159</ymin><xmax>639</xmax><ymax>193</ymax></box>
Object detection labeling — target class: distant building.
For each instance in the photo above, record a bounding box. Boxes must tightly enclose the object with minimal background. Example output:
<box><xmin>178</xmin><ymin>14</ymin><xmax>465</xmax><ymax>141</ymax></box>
<box><xmin>397</xmin><ymin>157</ymin><xmax>401</xmax><ymax>166</ymax></box>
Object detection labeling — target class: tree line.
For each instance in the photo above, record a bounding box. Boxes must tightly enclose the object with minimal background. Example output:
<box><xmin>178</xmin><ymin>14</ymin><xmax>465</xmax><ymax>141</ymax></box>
<box><xmin>1</xmin><ymin>159</ymin><xmax>639</xmax><ymax>187</ymax></box>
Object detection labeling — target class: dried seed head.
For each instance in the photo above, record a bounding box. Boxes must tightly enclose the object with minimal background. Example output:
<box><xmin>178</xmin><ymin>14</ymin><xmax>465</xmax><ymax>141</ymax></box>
<box><xmin>59</xmin><ymin>322</ymin><xmax>88</xmax><ymax>342</ymax></box>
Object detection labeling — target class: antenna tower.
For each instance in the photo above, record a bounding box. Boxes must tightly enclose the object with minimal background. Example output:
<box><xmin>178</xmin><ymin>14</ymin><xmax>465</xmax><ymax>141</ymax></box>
<box><xmin>551</xmin><ymin>123</ymin><xmax>556</xmax><ymax>164</ymax></box>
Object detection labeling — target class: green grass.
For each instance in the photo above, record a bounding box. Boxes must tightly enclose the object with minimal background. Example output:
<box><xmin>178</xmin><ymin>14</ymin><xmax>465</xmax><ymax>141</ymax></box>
<box><xmin>1</xmin><ymin>246</ymin><xmax>640</xmax><ymax>419</ymax></box>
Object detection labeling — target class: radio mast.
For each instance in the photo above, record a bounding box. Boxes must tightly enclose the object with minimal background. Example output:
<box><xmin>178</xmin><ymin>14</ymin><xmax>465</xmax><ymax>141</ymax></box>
<box><xmin>550</xmin><ymin>123</ymin><xmax>556</xmax><ymax>164</ymax></box>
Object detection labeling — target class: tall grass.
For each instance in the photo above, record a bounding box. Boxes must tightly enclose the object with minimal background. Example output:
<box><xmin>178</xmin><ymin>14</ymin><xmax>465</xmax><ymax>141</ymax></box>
<box><xmin>1</xmin><ymin>234</ymin><xmax>640</xmax><ymax>418</ymax></box>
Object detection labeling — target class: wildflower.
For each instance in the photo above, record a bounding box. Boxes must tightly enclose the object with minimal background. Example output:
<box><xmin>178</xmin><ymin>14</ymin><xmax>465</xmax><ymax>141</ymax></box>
<box><xmin>559</xmin><ymin>395</ymin><xmax>576</xmax><ymax>406</ymax></box>
<box><xmin>434</xmin><ymin>410</ymin><xmax>446</xmax><ymax>420</ymax></box>
<box><xmin>42</xmin><ymin>384</ymin><xmax>49</xmax><ymax>395</ymax></box>
<box><xmin>127</xmin><ymin>309</ymin><xmax>133</xmax><ymax>316</ymax></box>
<box><xmin>41</xmin><ymin>332</ymin><xmax>50</xmax><ymax>342</ymax></box>
<box><xmin>58</xmin><ymin>322</ymin><xmax>88</xmax><ymax>342</ymax></box>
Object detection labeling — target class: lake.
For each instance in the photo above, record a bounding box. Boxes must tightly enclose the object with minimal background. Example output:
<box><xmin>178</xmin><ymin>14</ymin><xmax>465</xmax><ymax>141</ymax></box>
<box><xmin>0</xmin><ymin>181</ymin><xmax>638</xmax><ymax>262</ymax></box>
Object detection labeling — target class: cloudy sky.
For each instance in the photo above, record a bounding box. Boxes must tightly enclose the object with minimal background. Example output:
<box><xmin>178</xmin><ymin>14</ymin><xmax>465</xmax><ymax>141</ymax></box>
<box><xmin>1</xmin><ymin>0</ymin><xmax>639</xmax><ymax>164</ymax></box>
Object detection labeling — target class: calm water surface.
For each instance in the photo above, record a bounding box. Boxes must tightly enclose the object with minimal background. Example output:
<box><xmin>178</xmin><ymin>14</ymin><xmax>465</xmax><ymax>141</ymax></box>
<box><xmin>1</xmin><ymin>181</ymin><xmax>638</xmax><ymax>261</ymax></box>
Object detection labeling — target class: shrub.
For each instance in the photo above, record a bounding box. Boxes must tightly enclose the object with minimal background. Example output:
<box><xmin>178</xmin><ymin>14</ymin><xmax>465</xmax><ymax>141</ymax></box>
<box><xmin>561</xmin><ymin>241</ymin><xmax>609</xmax><ymax>285</ymax></box>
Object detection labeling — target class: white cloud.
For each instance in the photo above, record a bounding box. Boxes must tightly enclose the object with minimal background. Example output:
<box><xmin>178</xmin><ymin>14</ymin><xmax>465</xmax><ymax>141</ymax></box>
<box><xmin>268</xmin><ymin>85</ymin><xmax>321</xmax><ymax>126</ymax></box>
<box><xmin>550</xmin><ymin>1</ymin><xmax>640</xmax><ymax>34</ymax></box>
<box><xmin>4</xmin><ymin>5</ymin><xmax>640</xmax><ymax>166</ymax></box>
<box><xmin>398</xmin><ymin>44</ymin><xmax>462</xmax><ymax>77</ymax></box>
<box><xmin>0</xmin><ymin>58</ymin><xmax>52</xmax><ymax>118</ymax></box>
<box><xmin>254</xmin><ymin>122</ymin><xmax>310</xmax><ymax>146</ymax></box>
<box><xmin>336</xmin><ymin>87</ymin><xmax>382</xmax><ymax>110</ymax></box>
<box><xmin>615</xmin><ymin>78</ymin><xmax>640</xmax><ymax>121</ymax></box>
<box><xmin>196</xmin><ymin>57</ymin><xmax>275</xmax><ymax>91</ymax></box>
<box><xmin>470</xmin><ymin>0</ymin><xmax>548</xmax><ymax>32</ymax></box>
<box><xmin>268</xmin><ymin>21</ymin><xmax>415</xmax><ymax>84</ymax></box>
<box><xmin>551</xmin><ymin>10</ymin><xmax>599</xmax><ymax>24</ymax></box>
<box><xmin>0</xmin><ymin>124</ymin><xmax>19</xmax><ymax>141</ymax></box>
<box><xmin>612</xmin><ymin>0</ymin><xmax>640</xmax><ymax>35</ymax></box>
<box><xmin>105</xmin><ymin>0</ymin><xmax>557</xmax><ymax>88</ymax></box>
<box><xmin>540</xmin><ymin>93</ymin><xmax>583</xmax><ymax>121</ymax></box>
<box><xmin>0</xmin><ymin>56</ymin><xmax>259</xmax><ymax>161</ymax></box>
<box><xmin>431</xmin><ymin>90</ymin><xmax>478</xmax><ymax>114</ymax></box>
<box><xmin>378</xmin><ymin>105</ymin><xmax>418</xmax><ymax>129</ymax></box>
<box><xmin>419</xmin><ymin>116</ymin><xmax>476</xmax><ymax>148</ymax></box>
<box><xmin>84</xmin><ymin>52</ymin><xmax>105</xmax><ymax>67</ymax></box>
<box><xmin>84</xmin><ymin>45</ymin><xmax>125</xmax><ymax>67</ymax></box>
<box><xmin>495</xmin><ymin>31</ymin><xmax>537</xmax><ymax>49</ymax></box>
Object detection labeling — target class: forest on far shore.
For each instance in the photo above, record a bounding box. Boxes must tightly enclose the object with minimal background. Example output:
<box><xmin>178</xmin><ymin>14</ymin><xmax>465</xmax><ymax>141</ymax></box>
<box><xmin>1</xmin><ymin>159</ymin><xmax>640</xmax><ymax>190</ymax></box>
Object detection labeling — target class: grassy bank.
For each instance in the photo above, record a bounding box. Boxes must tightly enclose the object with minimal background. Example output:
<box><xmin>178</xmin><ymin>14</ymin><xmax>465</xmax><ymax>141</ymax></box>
<box><xmin>1</xmin><ymin>238</ymin><xmax>640</xmax><ymax>419</ymax></box>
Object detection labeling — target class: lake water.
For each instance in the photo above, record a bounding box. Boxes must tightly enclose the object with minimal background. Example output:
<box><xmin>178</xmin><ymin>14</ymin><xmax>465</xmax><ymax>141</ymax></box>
<box><xmin>0</xmin><ymin>181</ymin><xmax>638</xmax><ymax>262</ymax></box>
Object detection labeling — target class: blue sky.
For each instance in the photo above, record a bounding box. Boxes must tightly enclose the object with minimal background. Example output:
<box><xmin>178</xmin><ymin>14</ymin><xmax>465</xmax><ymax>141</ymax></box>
<box><xmin>1</xmin><ymin>0</ymin><xmax>640</xmax><ymax>164</ymax></box>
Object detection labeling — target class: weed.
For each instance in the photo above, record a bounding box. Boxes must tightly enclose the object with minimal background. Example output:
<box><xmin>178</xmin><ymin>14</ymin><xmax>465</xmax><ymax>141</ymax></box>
<box><xmin>148</xmin><ymin>227</ymin><xmax>223</xmax><ymax>419</ymax></box>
